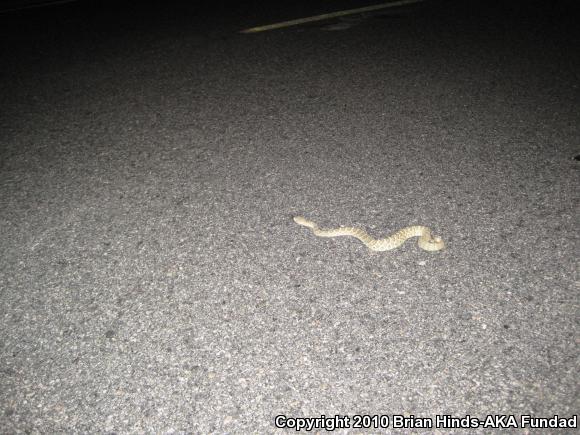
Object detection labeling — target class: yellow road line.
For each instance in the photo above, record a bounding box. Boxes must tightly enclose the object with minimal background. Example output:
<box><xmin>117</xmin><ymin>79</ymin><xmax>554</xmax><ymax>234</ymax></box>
<box><xmin>240</xmin><ymin>0</ymin><xmax>426</xmax><ymax>33</ymax></box>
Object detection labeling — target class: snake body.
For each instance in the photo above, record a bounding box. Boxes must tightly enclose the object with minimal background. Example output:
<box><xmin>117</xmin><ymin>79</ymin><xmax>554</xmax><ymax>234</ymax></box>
<box><xmin>293</xmin><ymin>216</ymin><xmax>444</xmax><ymax>252</ymax></box>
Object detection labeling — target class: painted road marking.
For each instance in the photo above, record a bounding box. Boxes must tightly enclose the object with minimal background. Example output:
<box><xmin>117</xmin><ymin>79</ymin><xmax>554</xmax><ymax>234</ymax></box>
<box><xmin>240</xmin><ymin>0</ymin><xmax>426</xmax><ymax>33</ymax></box>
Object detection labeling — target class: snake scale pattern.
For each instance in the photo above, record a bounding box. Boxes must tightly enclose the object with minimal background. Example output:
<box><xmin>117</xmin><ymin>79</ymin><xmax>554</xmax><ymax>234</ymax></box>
<box><xmin>293</xmin><ymin>216</ymin><xmax>445</xmax><ymax>252</ymax></box>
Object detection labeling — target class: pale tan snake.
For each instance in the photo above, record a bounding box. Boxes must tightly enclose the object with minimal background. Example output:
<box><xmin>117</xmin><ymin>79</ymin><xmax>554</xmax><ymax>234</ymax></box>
<box><xmin>294</xmin><ymin>216</ymin><xmax>445</xmax><ymax>252</ymax></box>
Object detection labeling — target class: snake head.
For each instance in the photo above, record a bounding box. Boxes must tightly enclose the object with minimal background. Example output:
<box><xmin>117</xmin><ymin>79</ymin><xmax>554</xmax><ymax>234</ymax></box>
<box><xmin>430</xmin><ymin>236</ymin><xmax>445</xmax><ymax>251</ymax></box>
<box><xmin>420</xmin><ymin>235</ymin><xmax>445</xmax><ymax>251</ymax></box>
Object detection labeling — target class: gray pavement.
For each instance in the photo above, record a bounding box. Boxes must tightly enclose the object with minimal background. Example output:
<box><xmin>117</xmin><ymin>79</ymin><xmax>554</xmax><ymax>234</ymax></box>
<box><xmin>1</xmin><ymin>0</ymin><xmax>579</xmax><ymax>433</ymax></box>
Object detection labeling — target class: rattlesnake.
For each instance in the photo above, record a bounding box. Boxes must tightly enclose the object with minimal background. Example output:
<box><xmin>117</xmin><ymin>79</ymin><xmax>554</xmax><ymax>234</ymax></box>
<box><xmin>293</xmin><ymin>216</ymin><xmax>445</xmax><ymax>252</ymax></box>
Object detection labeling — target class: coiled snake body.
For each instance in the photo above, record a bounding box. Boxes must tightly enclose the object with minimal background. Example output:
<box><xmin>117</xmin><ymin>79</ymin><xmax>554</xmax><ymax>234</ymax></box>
<box><xmin>293</xmin><ymin>216</ymin><xmax>445</xmax><ymax>252</ymax></box>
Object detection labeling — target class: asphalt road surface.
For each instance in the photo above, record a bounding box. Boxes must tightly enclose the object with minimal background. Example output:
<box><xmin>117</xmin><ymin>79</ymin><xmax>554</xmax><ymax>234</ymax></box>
<box><xmin>1</xmin><ymin>0</ymin><xmax>579</xmax><ymax>433</ymax></box>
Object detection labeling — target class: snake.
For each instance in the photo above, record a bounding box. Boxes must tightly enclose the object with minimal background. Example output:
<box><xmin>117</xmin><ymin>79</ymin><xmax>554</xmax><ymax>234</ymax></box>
<box><xmin>293</xmin><ymin>216</ymin><xmax>445</xmax><ymax>252</ymax></box>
